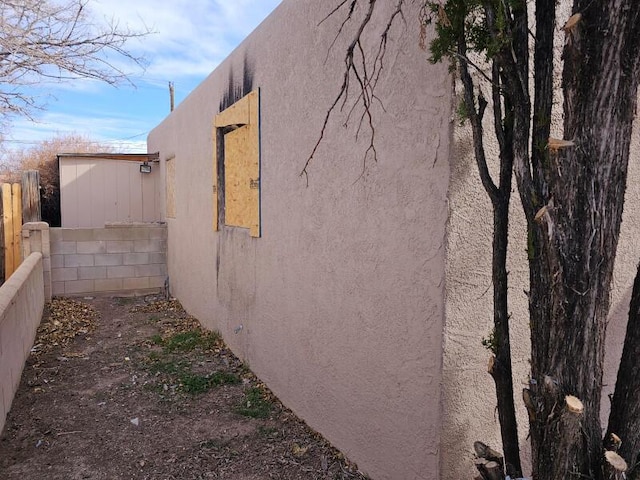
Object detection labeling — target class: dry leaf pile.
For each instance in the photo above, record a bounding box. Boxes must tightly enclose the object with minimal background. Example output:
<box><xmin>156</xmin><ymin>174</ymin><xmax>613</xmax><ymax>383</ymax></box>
<box><xmin>30</xmin><ymin>298</ymin><xmax>99</xmax><ymax>356</ymax></box>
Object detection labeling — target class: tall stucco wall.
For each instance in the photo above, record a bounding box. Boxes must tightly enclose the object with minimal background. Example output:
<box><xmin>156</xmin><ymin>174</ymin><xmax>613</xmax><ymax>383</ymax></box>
<box><xmin>148</xmin><ymin>2</ymin><xmax>452</xmax><ymax>479</ymax></box>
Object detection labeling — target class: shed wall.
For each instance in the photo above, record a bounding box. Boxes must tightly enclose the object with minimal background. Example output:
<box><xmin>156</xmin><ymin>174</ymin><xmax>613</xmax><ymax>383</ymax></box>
<box><xmin>60</xmin><ymin>158</ymin><xmax>160</xmax><ymax>228</ymax></box>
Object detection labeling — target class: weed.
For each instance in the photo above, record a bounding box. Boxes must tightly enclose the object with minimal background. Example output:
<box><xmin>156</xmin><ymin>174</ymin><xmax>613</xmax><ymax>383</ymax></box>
<box><xmin>163</xmin><ymin>330</ymin><xmax>220</xmax><ymax>352</ymax></box>
<box><xmin>235</xmin><ymin>387</ymin><xmax>272</xmax><ymax>419</ymax></box>
<box><xmin>179</xmin><ymin>371</ymin><xmax>239</xmax><ymax>394</ymax></box>
<box><xmin>150</xmin><ymin>334</ymin><xmax>164</xmax><ymax>345</ymax></box>
<box><xmin>148</xmin><ymin>358</ymin><xmax>187</xmax><ymax>375</ymax></box>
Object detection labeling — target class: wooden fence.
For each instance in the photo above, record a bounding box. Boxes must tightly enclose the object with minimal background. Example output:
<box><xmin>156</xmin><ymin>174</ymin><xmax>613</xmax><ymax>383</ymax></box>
<box><xmin>0</xmin><ymin>172</ymin><xmax>41</xmax><ymax>283</ymax></box>
<box><xmin>1</xmin><ymin>183</ymin><xmax>22</xmax><ymax>282</ymax></box>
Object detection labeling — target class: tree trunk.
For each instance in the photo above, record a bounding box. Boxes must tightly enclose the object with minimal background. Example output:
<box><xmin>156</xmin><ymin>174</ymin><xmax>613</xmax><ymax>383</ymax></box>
<box><xmin>526</xmin><ymin>2</ymin><xmax>640</xmax><ymax>479</ymax></box>
<box><xmin>607</xmin><ymin>262</ymin><xmax>640</xmax><ymax>479</ymax></box>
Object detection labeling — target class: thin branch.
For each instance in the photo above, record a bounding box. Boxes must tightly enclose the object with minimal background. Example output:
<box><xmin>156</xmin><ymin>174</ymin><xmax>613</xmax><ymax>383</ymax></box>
<box><xmin>302</xmin><ymin>0</ymin><xmax>405</xmax><ymax>181</ymax></box>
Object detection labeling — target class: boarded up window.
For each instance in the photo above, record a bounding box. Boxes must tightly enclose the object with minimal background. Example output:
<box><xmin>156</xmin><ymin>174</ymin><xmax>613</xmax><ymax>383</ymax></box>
<box><xmin>166</xmin><ymin>157</ymin><xmax>176</xmax><ymax>218</ymax></box>
<box><xmin>212</xmin><ymin>90</ymin><xmax>260</xmax><ymax>237</ymax></box>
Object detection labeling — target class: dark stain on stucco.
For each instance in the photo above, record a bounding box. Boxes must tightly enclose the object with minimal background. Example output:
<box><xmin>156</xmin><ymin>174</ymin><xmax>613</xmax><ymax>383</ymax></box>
<box><xmin>219</xmin><ymin>55</ymin><xmax>254</xmax><ymax>112</ymax></box>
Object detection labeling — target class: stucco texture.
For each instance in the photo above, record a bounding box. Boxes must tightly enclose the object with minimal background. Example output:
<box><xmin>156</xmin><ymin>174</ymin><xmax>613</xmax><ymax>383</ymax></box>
<box><xmin>147</xmin><ymin>2</ymin><xmax>451</xmax><ymax>479</ymax></box>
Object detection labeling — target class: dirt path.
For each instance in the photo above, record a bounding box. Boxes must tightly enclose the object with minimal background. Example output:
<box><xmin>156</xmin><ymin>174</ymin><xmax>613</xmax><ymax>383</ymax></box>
<box><xmin>0</xmin><ymin>296</ymin><xmax>368</xmax><ymax>480</ymax></box>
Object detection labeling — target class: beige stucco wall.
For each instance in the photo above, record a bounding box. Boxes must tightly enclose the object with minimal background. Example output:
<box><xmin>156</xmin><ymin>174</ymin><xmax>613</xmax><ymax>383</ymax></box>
<box><xmin>60</xmin><ymin>157</ymin><xmax>161</xmax><ymax>228</ymax></box>
<box><xmin>0</xmin><ymin>252</ymin><xmax>45</xmax><ymax>434</ymax></box>
<box><xmin>148</xmin><ymin>1</ymin><xmax>451</xmax><ymax>479</ymax></box>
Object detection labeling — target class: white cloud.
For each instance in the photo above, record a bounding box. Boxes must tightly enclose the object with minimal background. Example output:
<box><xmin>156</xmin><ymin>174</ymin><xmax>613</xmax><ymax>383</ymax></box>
<box><xmin>89</xmin><ymin>0</ymin><xmax>282</xmax><ymax>82</ymax></box>
<box><xmin>1</xmin><ymin>0</ymin><xmax>282</xmax><ymax>156</ymax></box>
<box><xmin>5</xmin><ymin>111</ymin><xmax>150</xmax><ymax>153</ymax></box>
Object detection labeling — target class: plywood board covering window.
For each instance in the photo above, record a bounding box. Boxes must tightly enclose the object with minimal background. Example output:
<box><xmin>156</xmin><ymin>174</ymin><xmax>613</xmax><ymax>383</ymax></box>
<box><xmin>166</xmin><ymin>157</ymin><xmax>176</xmax><ymax>218</ymax></box>
<box><xmin>212</xmin><ymin>90</ymin><xmax>260</xmax><ymax>237</ymax></box>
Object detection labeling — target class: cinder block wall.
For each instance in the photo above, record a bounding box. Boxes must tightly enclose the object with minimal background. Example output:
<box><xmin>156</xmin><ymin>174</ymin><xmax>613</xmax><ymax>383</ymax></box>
<box><xmin>50</xmin><ymin>223</ymin><xmax>167</xmax><ymax>296</ymax></box>
<box><xmin>0</xmin><ymin>252</ymin><xmax>45</xmax><ymax>433</ymax></box>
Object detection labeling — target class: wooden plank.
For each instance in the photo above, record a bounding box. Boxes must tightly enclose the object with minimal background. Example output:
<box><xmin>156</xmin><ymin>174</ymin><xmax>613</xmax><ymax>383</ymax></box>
<box><xmin>12</xmin><ymin>183</ymin><xmax>22</xmax><ymax>268</ymax></box>
<box><xmin>214</xmin><ymin>98</ymin><xmax>249</xmax><ymax>128</ymax></box>
<box><xmin>2</xmin><ymin>184</ymin><xmax>14</xmax><ymax>277</ymax></box>
<box><xmin>21</xmin><ymin>170</ymin><xmax>41</xmax><ymax>223</ymax></box>
<box><xmin>214</xmin><ymin>89</ymin><xmax>260</xmax><ymax>236</ymax></box>
<box><xmin>224</xmin><ymin>126</ymin><xmax>251</xmax><ymax>229</ymax></box>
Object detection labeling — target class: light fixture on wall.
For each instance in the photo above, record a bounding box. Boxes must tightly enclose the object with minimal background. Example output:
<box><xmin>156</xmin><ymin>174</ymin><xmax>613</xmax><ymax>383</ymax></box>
<box><xmin>140</xmin><ymin>162</ymin><xmax>152</xmax><ymax>174</ymax></box>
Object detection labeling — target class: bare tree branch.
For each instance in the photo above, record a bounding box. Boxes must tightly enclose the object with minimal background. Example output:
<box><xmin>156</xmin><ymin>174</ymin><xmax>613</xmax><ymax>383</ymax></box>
<box><xmin>0</xmin><ymin>0</ymin><xmax>149</xmax><ymax>124</ymax></box>
<box><xmin>302</xmin><ymin>0</ymin><xmax>405</xmax><ymax>182</ymax></box>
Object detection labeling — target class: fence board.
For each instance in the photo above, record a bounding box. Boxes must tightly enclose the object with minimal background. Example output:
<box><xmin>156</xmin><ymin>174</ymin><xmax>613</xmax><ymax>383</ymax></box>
<box><xmin>1</xmin><ymin>183</ymin><xmax>23</xmax><ymax>280</ymax></box>
<box><xmin>12</xmin><ymin>183</ymin><xmax>22</xmax><ymax>273</ymax></box>
<box><xmin>22</xmin><ymin>170</ymin><xmax>41</xmax><ymax>223</ymax></box>
<box><xmin>2</xmin><ymin>184</ymin><xmax>14</xmax><ymax>277</ymax></box>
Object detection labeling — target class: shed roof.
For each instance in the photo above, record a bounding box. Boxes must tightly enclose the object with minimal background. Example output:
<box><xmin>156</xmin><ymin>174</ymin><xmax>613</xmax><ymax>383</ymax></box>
<box><xmin>57</xmin><ymin>152</ymin><xmax>160</xmax><ymax>162</ymax></box>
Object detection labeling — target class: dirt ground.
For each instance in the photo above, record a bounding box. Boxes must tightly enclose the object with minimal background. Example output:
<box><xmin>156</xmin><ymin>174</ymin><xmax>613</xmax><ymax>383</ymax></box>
<box><xmin>0</xmin><ymin>296</ymin><xmax>369</xmax><ymax>480</ymax></box>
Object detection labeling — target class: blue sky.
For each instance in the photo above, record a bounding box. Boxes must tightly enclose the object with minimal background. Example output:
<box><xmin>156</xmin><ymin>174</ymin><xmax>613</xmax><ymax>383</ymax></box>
<box><xmin>4</xmin><ymin>0</ymin><xmax>282</xmax><ymax>154</ymax></box>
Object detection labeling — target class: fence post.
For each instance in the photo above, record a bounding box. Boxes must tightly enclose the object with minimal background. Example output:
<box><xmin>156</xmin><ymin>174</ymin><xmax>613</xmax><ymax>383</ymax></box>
<box><xmin>22</xmin><ymin>222</ymin><xmax>51</xmax><ymax>301</ymax></box>
<box><xmin>2</xmin><ymin>183</ymin><xmax>13</xmax><ymax>278</ymax></box>
<box><xmin>11</xmin><ymin>183</ymin><xmax>21</xmax><ymax>274</ymax></box>
<box><xmin>22</xmin><ymin>170</ymin><xmax>41</xmax><ymax>223</ymax></box>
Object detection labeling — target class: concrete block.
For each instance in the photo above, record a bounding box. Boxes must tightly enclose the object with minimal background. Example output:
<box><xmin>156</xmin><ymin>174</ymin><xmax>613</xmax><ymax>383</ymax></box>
<box><xmin>52</xmin><ymin>281</ymin><xmax>65</xmax><ymax>296</ymax></box>
<box><xmin>149</xmin><ymin>252</ymin><xmax>167</xmax><ymax>264</ymax></box>
<box><xmin>135</xmin><ymin>264</ymin><xmax>165</xmax><ymax>277</ymax></box>
<box><xmin>51</xmin><ymin>255</ymin><xmax>64</xmax><ymax>269</ymax></box>
<box><xmin>123</xmin><ymin>253</ymin><xmax>150</xmax><ymax>265</ymax></box>
<box><xmin>148</xmin><ymin>227</ymin><xmax>168</xmax><ymax>240</ymax></box>
<box><xmin>107</xmin><ymin>266</ymin><xmax>135</xmax><ymax>278</ymax></box>
<box><xmin>94</xmin><ymin>278</ymin><xmax>123</xmax><ymax>292</ymax></box>
<box><xmin>148</xmin><ymin>276</ymin><xmax>166</xmax><ymax>288</ymax></box>
<box><xmin>77</xmin><ymin>241</ymin><xmax>107</xmax><ymax>254</ymax></box>
<box><xmin>62</xmin><ymin>229</ymin><xmax>95</xmax><ymax>242</ymax></box>
<box><xmin>94</xmin><ymin>254</ymin><xmax>124</xmax><ymax>267</ymax></box>
<box><xmin>106</xmin><ymin>241</ymin><xmax>134</xmax><ymax>253</ymax></box>
<box><xmin>51</xmin><ymin>241</ymin><xmax>76</xmax><ymax>255</ymax></box>
<box><xmin>50</xmin><ymin>228</ymin><xmax>63</xmax><ymax>242</ymax></box>
<box><xmin>123</xmin><ymin>277</ymin><xmax>150</xmax><ymax>290</ymax></box>
<box><xmin>121</xmin><ymin>228</ymin><xmax>151</xmax><ymax>241</ymax></box>
<box><xmin>64</xmin><ymin>255</ymin><xmax>94</xmax><ymax>268</ymax></box>
<box><xmin>78</xmin><ymin>266</ymin><xmax>107</xmax><ymax>280</ymax></box>
<box><xmin>93</xmin><ymin>228</ymin><xmax>129</xmax><ymax>241</ymax></box>
<box><xmin>134</xmin><ymin>239</ymin><xmax>166</xmax><ymax>253</ymax></box>
<box><xmin>64</xmin><ymin>280</ymin><xmax>94</xmax><ymax>295</ymax></box>
<box><xmin>41</xmin><ymin>229</ymin><xmax>51</xmax><ymax>257</ymax></box>
<box><xmin>52</xmin><ymin>268</ymin><xmax>78</xmax><ymax>282</ymax></box>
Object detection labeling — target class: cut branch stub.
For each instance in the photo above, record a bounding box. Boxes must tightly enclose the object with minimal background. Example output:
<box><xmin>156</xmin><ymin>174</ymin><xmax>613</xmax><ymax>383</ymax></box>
<box><xmin>565</xmin><ymin>395</ymin><xmax>584</xmax><ymax>414</ymax></box>
<box><xmin>474</xmin><ymin>441</ymin><xmax>504</xmax><ymax>463</ymax></box>
<box><xmin>562</xmin><ymin>13</ymin><xmax>582</xmax><ymax>32</ymax></box>
<box><xmin>547</xmin><ymin>137</ymin><xmax>575</xmax><ymax>151</ymax></box>
<box><xmin>604</xmin><ymin>450</ymin><xmax>628</xmax><ymax>480</ymax></box>
<box><xmin>604</xmin><ymin>432</ymin><xmax>623</xmax><ymax>452</ymax></box>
